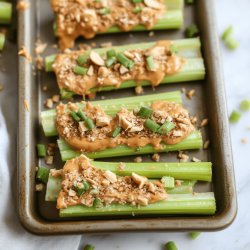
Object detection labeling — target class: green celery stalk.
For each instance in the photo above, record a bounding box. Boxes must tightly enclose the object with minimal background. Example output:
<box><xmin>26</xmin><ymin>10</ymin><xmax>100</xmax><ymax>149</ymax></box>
<box><xmin>41</xmin><ymin>91</ymin><xmax>182</xmax><ymax>136</ymax></box>
<box><xmin>59</xmin><ymin>193</ymin><xmax>216</xmax><ymax>217</ymax></box>
<box><xmin>45</xmin><ymin>177</ymin><xmax>196</xmax><ymax>202</ymax></box>
<box><xmin>45</xmin><ymin>38</ymin><xmax>202</xmax><ymax>72</ymax></box>
<box><xmin>57</xmin><ymin>131</ymin><xmax>202</xmax><ymax>161</ymax></box>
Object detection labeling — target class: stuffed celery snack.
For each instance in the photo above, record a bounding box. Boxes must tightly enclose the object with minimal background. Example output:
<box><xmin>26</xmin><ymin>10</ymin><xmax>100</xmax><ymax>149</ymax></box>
<box><xmin>45</xmin><ymin>38</ymin><xmax>205</xmax><ymax>98</ymax></box>
<box><xmin>51</xmin><ymin>0</ymin><xmax>184</xmax><ymax>49</ymax></box>
<box><xmin>45</xmin><ymin>155</ymin><xmax>215</xmax><ymax>217</ymax></box>
<box><xmin>41</xmin><ymin>92</ymin><xmax>202</xmax><ymax>160</ymax></box>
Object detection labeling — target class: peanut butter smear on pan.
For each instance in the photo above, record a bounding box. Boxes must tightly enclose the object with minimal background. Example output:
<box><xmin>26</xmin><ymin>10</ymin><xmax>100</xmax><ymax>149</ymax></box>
<box><xmin>55</xmin><ymin>155</ymin><xmax>167</xmax><ymax>209</ymax></box>
<box><xmin>52</xmin><ymin>41</ymin><xmax>185</xmax><ymax>97</ymax></box>
<box><xmin>56</xmin><ymin>100</ymin><xmax>194</xmax><ymax>153</ymax></box>
<box><xmin>51</xmin><ymin>0</ymin><xmax>167</xmax><ymax>49</ymax></box>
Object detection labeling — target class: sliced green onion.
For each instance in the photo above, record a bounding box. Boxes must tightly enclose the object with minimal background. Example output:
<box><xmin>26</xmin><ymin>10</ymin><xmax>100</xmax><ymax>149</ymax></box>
<box><xmin>99</xmin><ymin>7</ymin><xmax>110</xmax><ymax>15</ymax></box>
<box><xmin>133</xmin><ymin>6</ymin><xmax>142</xmax><ymax>13</ymax></box>
<box><xmin>77</xmin><ymin>53</ymin><xmax>89</xmax><ymax>65</ymax></box>
<box><xmin>185</xmin><ymin>0</ymin><xmax>194</xmax><ymax>4</ymax></box>
<box><xmin>76</xmin><ymin>187</ymin><xmax>86</xmax><ymax>196</ymax></box>
<box><xmin>85</xmin><ymin>118</ymin><xmax>95</xmax><ymax>130</ymax></box>
<box><xmin>132</xmin><ymin>0</ymin><xmax>142</xmax><ymax>3</ymax></box>
<box><xmin>229</xmin><ymin>110</ymin><xmax>241</xmax><ymax>123</ymax></box>
<box><xmin>117</xmin><ymin>53</ymin><xmax>134</xmax><ymax>69</ymax></box>
<box><xmin>165</xmin><ymin>241</ymin><xmax>178</xmax><ymax>250</ymax></box>
<box><xmin>105</xmin><ymin>57</ymin><xmax>116</xmax><ymax>67</ymax></box>
<box><xmin>112</xmin><ymin>127</ymin><xmax>121</xmax><ymax>138</ymax></box>
<box><xmin>185</xmin><ymin>24</ymin><xmax>199</xmax><ymax>38</ymax></box>
<box><xmin>161</xmin><ymin>176</ymin><xmax>175</xmax><ymax>189</ymax></box>
<box><xmin>189</xmin><ymin>231</ymin><xmax>201</xmax><ymax>239</ymax></box>
<box><xmin>144</xmin><ymin>119</ymin><xmax>160</xmax><ymax>132</ymax></box>
<box><xmin>93</xmin><ymin>198</ymin><xmax>102</xmax><ymax>208</ymax></box>
<box><xmin>83</xmin><ymin>180</ymin><xmax>90</xmax><ymax>190</ymax></box>
<box><xmin>77</xmin><ymin>110</ymin><xmax>88</xmax><ymax>121</ymax></box>
<box><xmin>83</xmin><ymin>244</ymin><xmax>95</xmax><ymax>250</ymax></box>
<box><xmin>60</xmin><ymin>88</ymin><xmax>75</xmax><ymax>99</ymax></box>
<box><xmin>137</xmin><ymin>106</ymin><xmax>152</xmax><ymax>118</ymax></box>
<box><xmin>240</xmin><ymin>100</ymin><xmax>250</xmax><ymax>111</ymax></box>
<box><xmin>71</xmin><ymin>111</ymin><xmax>81</xmax><ymax>122</ymax></box>
<box><xmin>73</xmin><ymin>65</ymin><xmax>88</xmax><ymax>75</ymax></box>
<box><xmin>158</xmin><ymin>121</ymin><xmax>175</xmax><ymax>134</ymax></box>
<box><xmin>146</xmin><ymin>56</ymin><xmax>156</xmax><ymax>71</ymax></box>
<box><xmin>107</xmin><ymin>49</ymin><xmax>116</xmax><ymax>58</ymax></box>
<box><xmin>221</xmin><ymin>26</ymin><xmax>233</xmax><ymax>41</ymax></box>
<box><xmin>37</xmin><ymin>144</ymin><xmax>46</xmax><ymax>157</ymax></box>
<box><xmin>36</xmin><ymin>167</ymin><xmax>49</xmax><ymax>183</ymax></box>
<box><xmin>224</xmin><ymin>37</ymin><xmax>239</xmax><ymax>50</ymax></box>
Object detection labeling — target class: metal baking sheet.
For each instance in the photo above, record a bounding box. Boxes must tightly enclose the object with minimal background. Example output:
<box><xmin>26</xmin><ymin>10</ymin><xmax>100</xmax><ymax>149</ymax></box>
<box><xmin>17</xmin><ymin>0</ymin><xmax>237</xmax><ymax>234</ymax></box>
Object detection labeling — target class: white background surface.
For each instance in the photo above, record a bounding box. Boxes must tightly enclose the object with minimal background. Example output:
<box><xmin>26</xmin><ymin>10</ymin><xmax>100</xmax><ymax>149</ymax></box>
<box><xmin>1</xmin><ymin>0</ymin><xmax>250</xmax><ymax>249</ymax></box>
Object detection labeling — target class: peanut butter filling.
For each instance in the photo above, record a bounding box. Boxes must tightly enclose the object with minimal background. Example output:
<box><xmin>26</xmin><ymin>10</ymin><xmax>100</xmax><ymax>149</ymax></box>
<box><xmin>51</xmin><ymin>0</ymin><xmax>167</xmax><ymax>49</ymax></box>
<box><xmin>56</xmin><ymin>155</ymin><xmax>167</xmax><ymax>209</ymax></box>
<box><xmin>52</xmin><ymin>41</ymin><xmax>185</xmax><ymax>97</ymax></box>
<box><xmin>56</xmin><ymin>100</ymin><xmax>194</xmax><ymax>152</ymax></box>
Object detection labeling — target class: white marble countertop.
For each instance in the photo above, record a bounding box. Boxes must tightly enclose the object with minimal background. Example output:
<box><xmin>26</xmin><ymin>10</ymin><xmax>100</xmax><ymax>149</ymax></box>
<box><xmin>78</xmin><ymin>1</ymin><xmax>250</xmax><ymax>249</ymax></box>
<box><xmin>0</xmin><ymin>0</ymin><xmax>250</xmax><ymax>249</ymax></box>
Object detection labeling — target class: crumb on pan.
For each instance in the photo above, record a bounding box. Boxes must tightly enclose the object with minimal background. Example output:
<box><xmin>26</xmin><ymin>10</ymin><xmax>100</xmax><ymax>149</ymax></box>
<box><xmin>24</xmin><ymin>99</ymin><xmax>29</xmax><ymax>112</ymax></box>
<box><xmin>17</xmin><ymin>1</ymin><xmax>30</xmax><ymax>11</ymax></box>
<box><xmin>203</xmin><ymin>140</ymin><xmax>210</xmax><ymax>149</ymax></box>
<box><xmin>18</xmin><ymin>46</ymin><xmax>32</xmax><ymax>62</ymax></box>
<box><xmin>186</xmin><ymin>89</ymin><xmax>196</xmax><ymax>100</ymax></box>
<box><xmin>152</xmin><ymin>153</ymin><xmax>160</xmax><ymax>162</ymax></box>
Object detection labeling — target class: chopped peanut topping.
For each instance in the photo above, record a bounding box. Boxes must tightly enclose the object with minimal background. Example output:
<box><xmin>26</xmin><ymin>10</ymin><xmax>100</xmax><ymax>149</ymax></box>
<box><xmin>56</xmin><ymin>155</ymin><xmax>167</xmax><ymax>209</ymax></box>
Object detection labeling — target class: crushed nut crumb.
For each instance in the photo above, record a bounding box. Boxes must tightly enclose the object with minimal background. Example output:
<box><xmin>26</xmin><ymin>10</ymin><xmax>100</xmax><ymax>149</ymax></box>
<box><xmin>181</xmin><ymin>87</ymin><xmax>186</xmax><ymax>94</ymax></box>
<box><xmin>175</xmin><ymin>180</ymin><xmax>182</xmax><ymax>186</ymax></box>
<box><xmin>18</xmin><ymin>46</ymin><xmax>32</xmax><ymax>62</ymax></box>
<box><xmin>35</xmin><ymin>56</ymin><xmax>44</xmax><ymax>70</ymax></box>
<box><xmin>178</xmin><ymin>151</ymin><xmax>189</xmax><ymax>162</ymax></box>
<box><xmin>100</xmin><ymin>42</ymin><xmax>112</xmax><ymax>48</ymax></box>
<box><xmin>190</xmin><ymin>116</ymin><xmax>197</xmax><ymax>125</ymax></box>
<box><xmin>186</xmin><ymin>89</ymin><xmax>196</xmax><ymax>100</ymax></box>
<box><xmin>241</xmin><ymin>138</ymin><xmax>248</xmax><ymax>144</ymax></box>
<box><xmin>135</xmin><ymin>86</ymin><xmax>144</xmax><ymax>95</ymax></box>
<box><xmin>52</xmin><ymin>95</ymin><xmax>60</xmax><ymax>103</ymax></box>
<box><xmin>45</xmin><ymin>156</ymin><xmax>54</xmax><ymax>165</ymax></box>
<box><xmin>35</xmin><ymin>40</ymin><xmax>47</xmax><ymax>55</ymax></box>
<box><xmin>42</xmin><ymin>85</ymin><xmax>48</xmax><ymax>91</ymax></box>
<box><xmin>35</xmin><ymin>183</ymin><xmax>44</xmax><ymax>192</ymax></box>
<box><xmin>45</xmin><ymin>98</ymin><xmax>53</xmax><ymax>109</ymax></box>
<box><xmin>148</xmin><ymin>31</ymin><xmax>155</xmax><ymax>37</ymax></box>
<box><xmin>192</xmin><ymin>157</ymin><xmax>201</xmax><ymax>162</ymax></box>
<box><xmin>152</xmin><ymin>153</ymin><xmax>160</xmax><ymax>162</ymax></box>
<box><xmin>134</xmin><ymin>156</ymin><xmax>142</xmax><ymax>163</ymax></box>
<box><xmin>200</xmin><ymin>118</ymin><xmax>208</xmax><ymax>127</ymax></box>
<box><xmin>24</xmin><ymin>99</ymin><xmax>29</xmax><ymax>112</ymax></box>
<box><xmin>17</xmin><ymin>1</ymin><xmax>30</xmax><ymax>11</ymax></box>
<box><xmin>203</xmin><ymin>140</ymin><xmax>210</xmax><ymax>149</ymax></box>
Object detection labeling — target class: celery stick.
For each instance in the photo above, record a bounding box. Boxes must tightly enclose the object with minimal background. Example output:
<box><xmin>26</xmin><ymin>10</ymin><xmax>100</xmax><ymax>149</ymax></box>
<box><xmin>59</xmin><ymin>193</ymin><xmax>216</xmax><ymax>217</ymax></box>
<box><xmin>41</xmin><ymin>91</ymin><xmax>182</xmax><ymax>136</ymax></box>
<box><xmin>58</xmin><ymin>131</ymin><xmax>202</xmax><ymax>161</ymax></box>
<box><xmin>45</xmin><ymin>38</ymin><xmax>202</xmax><ymax>72</ymax></box>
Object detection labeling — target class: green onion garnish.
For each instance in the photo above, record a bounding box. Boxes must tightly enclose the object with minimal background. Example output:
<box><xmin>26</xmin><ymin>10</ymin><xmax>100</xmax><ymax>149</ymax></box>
<box><xmin>83</xmin><ymin>180</ymin><xmax>90</xmax><ymax>191</ymax></box>
<box><xmin>165</xmin><ymin>241</ymin><xmax>178</xmax><ymax>250</ymax></box>
<box><xmin>71</xmin><ymin>111</ymin><xmax>81</xmax><ymax>122</ymax></box>
<box><xmin>161</xmin><ymin>176</ymin><xmax>175</xmax><ymax>189</ymax></box>
<box><xmin>144</xmin><ymin>119</ymin><xmax>160</xmax><ymax>133</ymax></box>
<box><xmin>37</xmin><ymin>144</ymin><xmax>46</xmax><ymax>157</ymax></box>
<box><xmin>93</xmin><ymin>197</ymin><xmax>102</xmax><ymax>208</ymax></box>
<box><xmin>85</xmin><ymin>118</ymin><xmax>95</xmax><ymax>130</ymax></box>
<box><xmin>83</xmin><ymin>244</ymin><xmax>95</xmax><ymax>250</ymax></box>
<box><xmin>185</xmin><ymin>24</ymin><xmax>199</xmax><ymax>38</ymax></box>
<box><xmin>99</xmin><ymin>8</ymin><xmax>110</xmax><ymax>15</ymax></box>
<box><xmin>77</xmin><ymin>110</ymin><xmax>88</xmax><ymax>121</ymax></box>
<box><xmin>77</xmin><ymin>53</ymin><xmax>89</xmax><ymax>65</ymax></box>
<box><xmin>76</xmin><ymin>180</ymin><xmax>90</xmax><ymax>196</ymax></box>
<box><xmin>107</xmin><ymin>49</ymin><xmax>116</xmax><ymax>58</ymax></box>
<box><xmin>112</xmin><ymin>127</ymin><xmax>121</xmax><ymax>138</ymax></box>
<box><xmin>36</xmin><ymin>167</ymin><xmax>50</xmax><ymax>183</ymax></box>
<box><xmin>240</xmin><ymin>100</ymin><xmax>250</xmax><ymax>111</ymax></box>
<box><xmin>137</xmin><ymin>106</ymin><xmax>153</xmax><ymax>118</ymax></box>
<box><xmin>73</xmin><ymin>65</ymin><xmax>88</xmax><ymax>75</ymax></box>
<box><xmin>146</xmin><ymin>56</ymin><xmax>156</xmax><ymax>71</ymax></box>
<box><xmin>158</xmin><ymin>121</ymin><xmax>175</xmax><ymax>134</ymax></box>
<box><xmin>117</xmin><ymin>53</ymin><xmax>135</xmax><ymax>69</ymax></box>
<box><xmin>229</xmin><ymin>110</ymin><xmax>241</xmax><ymax>123</ymax></box>
<box><xmin>105</xmin><ymin>57</ymin><xmax>116</xmax><ymax>68</ymax></box>
<box><xmin>189</xmin><ymin>232</ymin><xmax>201</xmax><ymax>239</ymax></box>
<box><xmin>77</xmin><ymin>188</ymin><xmax>86</xmax><ymax>196</ymax></box>
<box><xmin>133</xmin><ymin>6</ymin><xmax>142</xmax><ymax>13</ymax></box>
<box><xmin>132</xmin><ymin>0</ymin><xmax>142</xmax><ymax>3</ymax></box>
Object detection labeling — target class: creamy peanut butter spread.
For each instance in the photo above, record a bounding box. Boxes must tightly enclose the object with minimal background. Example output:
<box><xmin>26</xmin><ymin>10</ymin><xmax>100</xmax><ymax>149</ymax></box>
<box><xmin>56</xmin><ymin>100</ymin><xmax>194</xmax><ymax>152</ymax></box>
<box><xmin>56</xmin><ymin>155</ymin><xmax>167</xmax><ymax>209</ymax></box>
<box><xmin>52</xmin><ymin>41</ymin><xmax>185</xmax><ymax>96</ymax></box>
<box><xmin>51</xmin><ymin>0</ymin><xmax>167</xmax><ymax>49</ymax></box>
